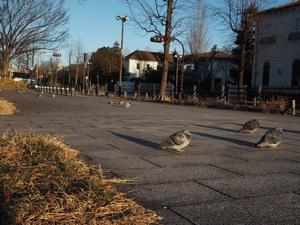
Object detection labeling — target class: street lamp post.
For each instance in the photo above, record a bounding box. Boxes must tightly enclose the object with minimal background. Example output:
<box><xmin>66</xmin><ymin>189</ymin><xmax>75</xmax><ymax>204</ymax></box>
<box><xmin>116</xmin><ymin>15</ymin><xmax>129</xmax><ymax>92</ymax></box>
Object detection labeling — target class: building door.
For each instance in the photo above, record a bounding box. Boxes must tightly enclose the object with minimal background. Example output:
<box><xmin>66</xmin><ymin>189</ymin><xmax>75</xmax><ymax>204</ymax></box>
<box><xmin>292</xmin><ymin>59</ymin><xmax>300</xmax><ymax>86</ymax></box>
<box><xmin>262</xmin><ymin>61</ymin><xmax>270</xmax><ymax>86</ymax></box>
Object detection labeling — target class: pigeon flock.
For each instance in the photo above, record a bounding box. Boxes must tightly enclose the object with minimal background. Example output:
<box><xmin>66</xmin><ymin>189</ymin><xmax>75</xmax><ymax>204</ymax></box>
<box><xmin>107</xmin><ymin>99</ymin><xmax>131</xmax><ymax>108</ymax></box>
<box><xmin>106</xmin><ymin>97</ymin><xmax>284</xmax><ymax>152</ymax></box>
<box><xmin>157</xmin><ymin>119</ymin><xmax>283</xmax><ymax>152</ymax></box>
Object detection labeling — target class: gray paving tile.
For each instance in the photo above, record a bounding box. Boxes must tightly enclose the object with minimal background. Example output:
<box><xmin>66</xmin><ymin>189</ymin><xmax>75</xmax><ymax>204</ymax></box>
<box><xmin>122</xmin><ymin>181</ymin><xmax>230</xmax><ymax>209</ymax></box>
<box><xmin>156</xmin><ymin>208</ymin><xmax>193</xmax><ymax>225</ymax></box>
<box><xmin>142</xmin><ymin>154</ymin><xmax>244</xmax><ymax>168</ymax></box>
<box><xmin>114</xmin><ymin>165</ymin><xmax>240</xmax><ymax>184</ymax></box>
<box><xmin>211</xmin><ymin>160</ymin><xmax>300</xmax><ymax>176</ymax></box>
<box><xmin>199</xmin><ymin>173</ymin><xmax>300</xmax><ymax>199</ymax></box>
<box><xmin>172</xmin><ymin>193</ymin><xmax>300</xmax><ymax>225</ymax></box>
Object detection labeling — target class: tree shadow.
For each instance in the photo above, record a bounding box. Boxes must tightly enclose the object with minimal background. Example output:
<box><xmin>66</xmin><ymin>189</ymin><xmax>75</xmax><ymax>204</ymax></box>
<box><xmin>192</xmin><ymin>131</ymin><xmax>255</xmax><ymax>148</ymax></box>
<box><xmin>230</xmin><ymin>123</ymin><xmax>300</xmax><ymax>135</ymax></box>
<box><xmin>193</xmin><ymin>124</ymin><xmax>237</xmax><ymax>133</ymax></box>
<box><xmin>109</xmin><ymin>131</ymin><xmax>160</xmax><ymax>149</ymax></box>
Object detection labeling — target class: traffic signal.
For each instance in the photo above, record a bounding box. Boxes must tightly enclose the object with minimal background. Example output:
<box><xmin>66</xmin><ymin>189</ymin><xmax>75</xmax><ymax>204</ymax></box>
<box><xmin>150</xmin><ymin>35</ymin><xmax>165</xmax><ymax>43</ymax></box>
<box><xmin>52</xmin><ymin>52</ymin><xmax>61</xmax><ymax>57</ymax></box>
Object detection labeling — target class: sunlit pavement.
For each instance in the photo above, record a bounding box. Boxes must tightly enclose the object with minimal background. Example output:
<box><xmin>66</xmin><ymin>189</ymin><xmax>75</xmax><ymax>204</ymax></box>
<box><xmin>1</xmin><ymin>89</ymin><xmax>300</xmax><ymax>225</ymax></box>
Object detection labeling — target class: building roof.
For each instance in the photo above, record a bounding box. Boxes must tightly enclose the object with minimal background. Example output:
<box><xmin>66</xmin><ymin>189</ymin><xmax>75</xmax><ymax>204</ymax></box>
<box><xmin>259</xmin><ymin>0</ymin><xmax>300</xmax><ymax>15</ymax></box>
<box><xmin>126</xmin><ymin>50</ymin><xmax>165</xmax><ymax>62</ymax></box>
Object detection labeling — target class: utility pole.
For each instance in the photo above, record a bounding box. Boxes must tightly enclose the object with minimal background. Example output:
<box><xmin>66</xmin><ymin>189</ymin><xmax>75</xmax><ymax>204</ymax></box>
<box><xmin>116</xmin><ymin>16</ymin><xmax>129</xmax><ymax>88</ymax></box>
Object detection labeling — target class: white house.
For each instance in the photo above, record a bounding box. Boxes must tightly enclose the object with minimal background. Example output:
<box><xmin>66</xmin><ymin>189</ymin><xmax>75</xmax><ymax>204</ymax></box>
<box><xmin>125</xmin><ymin>50</ymin><xmax>164</xmax><ymax>79</ymax></box>
<box><xmin>252</xmin><ymin>1</ymin><xmax>300</xmax><ymax>88</ymax></box>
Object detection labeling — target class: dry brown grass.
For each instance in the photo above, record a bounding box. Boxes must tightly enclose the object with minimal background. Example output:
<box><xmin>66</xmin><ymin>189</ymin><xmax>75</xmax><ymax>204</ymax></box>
<box><xmin>0</xmin><ymin>78</ymin><xmax>27</xmax><ymax>91</ymax></box>
<box><xmin>0</xmin><ymin>133</ymin><xmax>162</xmax><ymax>225</ymax></box>
<box><xmin>0</xmin><ymin>98</ymin><xmax>17</xmax><ymax>115</ymax></box>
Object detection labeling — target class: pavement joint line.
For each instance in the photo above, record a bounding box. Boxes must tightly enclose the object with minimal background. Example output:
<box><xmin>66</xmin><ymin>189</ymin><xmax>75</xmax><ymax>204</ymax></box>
<box><xmin>161</xmin><ymin>207</ymin><xmax>196</xmax><ymax>225</ymax></box>
<box><xmin>282</xmin><ymin>158</ymin><xmax>300</xmax><ymax>164</ymax></box>
<box><xmin>226</xmin><ymin>145</ymin><xmax>255</xmax><ymax>152</ymax></box>
<box><xmin>282</xmin><ymin>149</ymin><xmax>300</xmax><ymax>154</ymax></box>
<box><xmin>86</xmin><ymin>134</ymin><xmax>96</xmax><ymax>139</ymax></box>
<box><xmin>208</xmin><ymin>163</ymin><xmax>245</xmax><ymax>177</ymax></box>
<box><xmin>194</xmin><ymin>180</ymin><xmax>237</xmax><ymax>200</ymax></box>
<box><xmin>218</xmin><ymin>153</ymin><xmax>249</xmax><ymax>162</ymax></box>
<box><xmin>107</xmin><ymin>143</ymin><xmax>122</xmax><ymax>151</ymax></box>
<box><xmin>232</xmin><ymin>191</ymin><xmax>299</xmax><ymax>201</ymax></box>
<box><xmin>139</xmin><ymin>157</ymin><xmax>163</xmax><ymax>168</ymax></box>
<box><xmin>289</xmin><ymin>171</ymin><xmax>300</xmax><ymax>176</ymax></box>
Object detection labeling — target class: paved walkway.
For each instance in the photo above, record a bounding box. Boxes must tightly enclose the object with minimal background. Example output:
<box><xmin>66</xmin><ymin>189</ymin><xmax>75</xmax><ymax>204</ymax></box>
<box><xmin>1</xmin><ymin>90</ymin><xmax>300</xmax><ymax>225</ymax></box>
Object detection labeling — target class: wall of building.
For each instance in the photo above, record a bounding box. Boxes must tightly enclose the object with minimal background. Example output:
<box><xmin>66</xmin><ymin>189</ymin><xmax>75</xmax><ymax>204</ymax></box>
<box><xmin>253</xmin><ymin>6</ymin><xmax>300</xmax><ymax>87</ymax></box>
<box><xmin>126</xmin><ymin>59</ymin><xmax>159</xmax><ymax>79</ymax></box>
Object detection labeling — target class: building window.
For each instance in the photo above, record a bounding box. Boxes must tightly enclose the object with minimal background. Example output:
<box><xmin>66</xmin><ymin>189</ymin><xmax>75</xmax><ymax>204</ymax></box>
<box><xmin>147</xmin><ymin>64</ymin><xmax>150</xmax><ymax>70</ymax></box>
<box><xmin>296</xmin><ymin>18</ymin><xmax>300</xmax><ymax>31</ymax></box>
<box><xmin>136</xmin><ymin>63</ymin><xmax>140</xmax><ymax>70</ymax></box>
<box><xmin>292</xmin><ymin>59</ymin><xmax>300</xmax><ymax>86</ymax></box>
<box><xmin>262</xmin><ymin>61</ymin><xmax>270</xmax><ymax>86</ymax></box>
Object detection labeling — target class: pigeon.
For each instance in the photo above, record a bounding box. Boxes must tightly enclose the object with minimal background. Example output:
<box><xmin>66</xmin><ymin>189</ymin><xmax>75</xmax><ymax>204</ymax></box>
<box><xmin>37</xmin><ymin>93</ymin><xmax>42</xmax><ymax>98</ymax></box>
<box><xmin>256</xmin><ymin>127</ymin><xmax>283</xmax><ymax>148</ymax></box>
<box><xmin>124</xmin><ymin>101</ymin><xmax>131</xmax><ymax>108</ymax></box>
<box><xmin>108</xmin><ymin>99</ymin><xmax>114</xmax><ymax>105</ymax></box>
<box><xmin>119</xmin><ymin>100</ymin><xmax>125</xmax><ymax>105</ymax></box>
<box><xmin>51</xmin><ymin>94</ymin><xmax>56</xmax><ymax>98</ymax></box>
<box><xmin>238</xmin><ymin>119</ymin><xmax>259</xmax><ymax>133</ymax></box>
<box><xmin>160</xmin><ymin>130</ymin><xmax>192</xmax><ymax>152</ymax></box>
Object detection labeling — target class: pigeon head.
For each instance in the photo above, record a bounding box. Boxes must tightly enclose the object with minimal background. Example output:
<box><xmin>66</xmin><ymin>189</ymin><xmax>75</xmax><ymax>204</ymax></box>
<box><xmin>183</xmin><ymin>130</ymin><xmax>191</xmax><ymax>137</ymax></box>
<box><xmin>252</xmin><ymin>119</ymin><xmax>259</xmax><ymax>125</ymax></box>
<box><xmin>274</xmin><ymin>127</ymin><xmax>283</xmax><ymax>133</ymax></box>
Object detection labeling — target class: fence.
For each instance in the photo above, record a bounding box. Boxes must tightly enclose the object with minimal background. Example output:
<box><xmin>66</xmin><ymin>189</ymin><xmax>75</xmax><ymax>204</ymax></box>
<box><xmin>34</xmin><ymin>83</ymin><xmax>300</xmax><ymax>111</ymax></box>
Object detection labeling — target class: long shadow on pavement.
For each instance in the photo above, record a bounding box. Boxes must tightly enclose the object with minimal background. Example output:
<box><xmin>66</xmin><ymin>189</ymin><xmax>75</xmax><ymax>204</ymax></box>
<box><xmin>192</xmin><ymin>131</ymin><xmax>255</xmax><ymax>148</ymax></box>
<box><xmin>193</xmin><ymin>124</ymin><xmax>237</xmax><ymax>133</ymax></box>
<box><xmin>230</xmin><ymin>123</ymin><xmax>300</xmax><ymax>135</ymax></box>
<box><xmin>109</xmin><ymin>131</ymin><xmax>160</xmax><ymax>149</ymax></box>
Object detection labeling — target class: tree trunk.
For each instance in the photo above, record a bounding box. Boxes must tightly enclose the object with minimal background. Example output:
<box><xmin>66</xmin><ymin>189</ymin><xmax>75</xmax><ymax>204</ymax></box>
<box><xmin>160</xmin><ymin>41</ymin><xmax>171</xmax><ymax>101</ymax></box>
<box><xmin>159</xmin><ymin>0</ymin><xmax>173</xmax><ymax>101</ymax></box>
<box><xmin>238</xmin><ymin>38</ymin><xmax>246</xmax><ymax>100</ymax></box>
<box><xmin>0</xmin><ymin>53</ymin><xmax>11</xmax><ymax>78</ymax></box>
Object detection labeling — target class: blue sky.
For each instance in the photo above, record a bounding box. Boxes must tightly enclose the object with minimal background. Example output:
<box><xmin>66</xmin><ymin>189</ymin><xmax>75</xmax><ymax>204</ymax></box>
<box><xmin>60</xmin><ymin>0</ymin><xmax>291</xmax><ymax>64</ymax></box>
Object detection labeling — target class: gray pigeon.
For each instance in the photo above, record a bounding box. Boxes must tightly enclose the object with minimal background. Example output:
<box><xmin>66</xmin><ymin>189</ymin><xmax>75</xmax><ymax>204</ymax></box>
<box><xmin>119</xmin><ymin>100</ymin><xmax>125</xmax><ymax>105</ymax></box>
<box><xmin>124</xmin><ymin>101</ymin><xmax>131</xmax><ymax>108</ymax></box>
<box><xmin>256</xmin><ymin>127</ymin><xmax>283</xmax><ymax>148</ymax></box>
<box><xmin>238</xmin><ymin>119</ymin><xmax>259</xmax><ymax>133</ymax></box>
<box><xmin>37</xmin><ymin>93</ymin><xmax>42</xmax><ymax>98</ymax></box>
<box><xmin>108</xmin><ymin>99</ymin><xmax>114</xmax><ymax>105</ymax></box>
<box><xmin>51</xmin><ymin>94</ymin><xmax>56</xmax><ymax>98</ymax></box>
<box><xmin>160</xmin><ymin>130</ymin><xmax>192</xmax><ymax>152</ymax></box>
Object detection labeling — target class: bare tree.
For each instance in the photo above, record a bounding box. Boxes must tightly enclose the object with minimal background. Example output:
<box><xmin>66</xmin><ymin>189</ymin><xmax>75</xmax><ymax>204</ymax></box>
<box><xmin>209</xmin><ymin>0</ymin><xmax>279</xmax><ymax>98</ymax></box>
<box><xmin>0</xmin><ymin>0</ymin><xmax>68</xmax><ymax>78</ymax></box>
<box><xmin>74</xmin><ymin>39</ymin><xmax>84</xmax><ymax>87</ymax></box>
<box><xmin>187</xmin><ymin>2</ymin><xmax>209</xmax><ymax>57</ymax></box>
<box><xmin>122</xmin><ymin>0</ymin><xmax>199</xmax><ymax>100</ymax></box>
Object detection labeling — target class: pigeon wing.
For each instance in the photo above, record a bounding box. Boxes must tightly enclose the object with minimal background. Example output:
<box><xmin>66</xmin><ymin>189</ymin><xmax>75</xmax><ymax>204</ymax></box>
<box><xmin>243</xmin><ymin>120</ymin><xmax>258</xmax><ymax>130</ymax></box>
<box><xmin>160</xmin><ymin>132</ymin><xmax>185</xmax><ymax>149</ymax></box>
<box><xmin>171</xmin><ymin>132</ymin><xmax>185</xmax><ymax>145</ymax></box>
<box><xmin>267</xmin><ymin>129</ymin><xmax>282</xmax><ymax>144</ymax></box>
